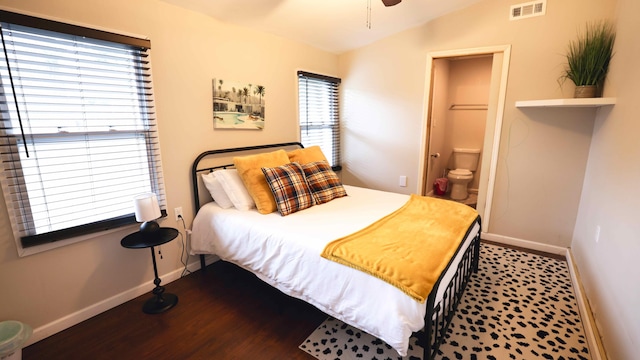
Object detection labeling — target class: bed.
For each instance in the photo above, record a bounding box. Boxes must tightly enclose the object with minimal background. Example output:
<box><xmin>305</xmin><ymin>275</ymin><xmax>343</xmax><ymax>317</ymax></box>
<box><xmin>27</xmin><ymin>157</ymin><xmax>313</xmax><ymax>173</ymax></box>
<box><xmin>189</xmin><ymin>142</ymin><xmax>481</xmax><ymax>359</ymax></box>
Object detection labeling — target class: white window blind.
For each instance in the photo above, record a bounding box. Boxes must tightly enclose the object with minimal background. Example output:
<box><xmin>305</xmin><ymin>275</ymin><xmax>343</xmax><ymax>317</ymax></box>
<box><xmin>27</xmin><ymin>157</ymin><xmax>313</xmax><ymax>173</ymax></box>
<box><xmin>0</xmin><ymin>11</ymin><xmax>165</xmax><ymax>249</ymax></box>
<box><xmin>297</xmin><ymin>71</ymin><xmax>341</xmax><ymax>170</ymax></box>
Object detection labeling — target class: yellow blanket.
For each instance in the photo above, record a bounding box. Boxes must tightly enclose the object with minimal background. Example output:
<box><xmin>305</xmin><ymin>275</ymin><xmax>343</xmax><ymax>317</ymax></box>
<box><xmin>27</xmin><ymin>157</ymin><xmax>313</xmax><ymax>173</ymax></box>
<box><xmin>321</xmin><ymin>194</ymin><xmax>479</xmax><ymax>303</ymax></box>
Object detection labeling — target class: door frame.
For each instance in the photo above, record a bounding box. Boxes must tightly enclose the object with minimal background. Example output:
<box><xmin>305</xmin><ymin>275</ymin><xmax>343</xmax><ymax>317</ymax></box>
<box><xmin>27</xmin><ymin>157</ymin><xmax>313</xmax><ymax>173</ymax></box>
<box><xmin>417</xmin><ymin>45</ymin><xmax>511</xmax><ymax>233</ymax></box>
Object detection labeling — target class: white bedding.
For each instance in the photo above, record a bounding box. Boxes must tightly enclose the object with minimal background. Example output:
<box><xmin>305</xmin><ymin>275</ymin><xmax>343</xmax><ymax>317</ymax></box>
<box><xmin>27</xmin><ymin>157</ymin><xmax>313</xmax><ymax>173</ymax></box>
<box><xmin>190</xmin><ymin>185</ymin><xmax>479</xmax><ymax>356</ymax></box>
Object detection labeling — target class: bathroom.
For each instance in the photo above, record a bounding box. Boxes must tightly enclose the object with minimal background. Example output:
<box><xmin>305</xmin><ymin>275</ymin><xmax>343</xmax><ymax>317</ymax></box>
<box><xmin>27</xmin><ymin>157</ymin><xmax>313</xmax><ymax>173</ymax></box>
<box><xmin>425</xmin><ymin>55</ymin><xmax>492</xmax><ymax>207</ymax></box>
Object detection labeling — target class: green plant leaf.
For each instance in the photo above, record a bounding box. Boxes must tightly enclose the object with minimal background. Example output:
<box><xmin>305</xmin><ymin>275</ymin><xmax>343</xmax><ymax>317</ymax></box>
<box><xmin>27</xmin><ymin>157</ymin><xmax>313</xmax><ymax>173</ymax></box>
<box><xmin>560</xmin><ymin>20</ymin><xmax>616</xmax><ymax>87</ymax></box>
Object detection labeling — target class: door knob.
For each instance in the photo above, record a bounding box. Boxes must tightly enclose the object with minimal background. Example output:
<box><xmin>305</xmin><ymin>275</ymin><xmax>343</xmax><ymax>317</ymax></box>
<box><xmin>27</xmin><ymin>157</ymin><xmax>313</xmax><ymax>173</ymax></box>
<box><xmin>430</xmin><ymin>153</ymin><xmax>440</xmax><ymax>158</ymax></box>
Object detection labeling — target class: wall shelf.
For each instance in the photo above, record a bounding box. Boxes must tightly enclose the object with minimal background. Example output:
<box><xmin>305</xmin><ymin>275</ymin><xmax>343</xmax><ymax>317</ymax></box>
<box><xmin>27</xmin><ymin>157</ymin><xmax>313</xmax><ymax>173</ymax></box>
<box><xmin>515</xmin><ymin>97</ymin><xmax>616</xmax><ymax>108</ymax></box>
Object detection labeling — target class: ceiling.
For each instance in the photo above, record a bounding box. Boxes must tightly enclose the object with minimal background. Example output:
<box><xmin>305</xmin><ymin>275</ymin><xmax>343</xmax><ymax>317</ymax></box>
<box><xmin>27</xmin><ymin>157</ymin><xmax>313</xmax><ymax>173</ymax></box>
<box><xmin>158</xmin><ymin>0</ymin><xmax>484</xmax><ymax>54</ymax></box>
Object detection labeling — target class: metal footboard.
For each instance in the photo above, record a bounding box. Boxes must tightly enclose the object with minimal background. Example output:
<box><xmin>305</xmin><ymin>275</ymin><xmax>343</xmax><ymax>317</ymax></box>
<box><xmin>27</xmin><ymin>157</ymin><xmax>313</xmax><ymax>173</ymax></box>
<box><xmin>423</xmin><ymin>217</ymin><xmax>481</xmax><ymax>360</ymax></box>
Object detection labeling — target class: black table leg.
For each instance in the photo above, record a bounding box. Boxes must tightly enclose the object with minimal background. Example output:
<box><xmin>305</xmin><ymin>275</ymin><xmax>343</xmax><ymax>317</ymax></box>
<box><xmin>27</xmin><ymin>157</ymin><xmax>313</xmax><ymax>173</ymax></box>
<box><xmin>142</xmin><ymin>246</ymin><xmax>178</xmax><ymax>314</ymax></box>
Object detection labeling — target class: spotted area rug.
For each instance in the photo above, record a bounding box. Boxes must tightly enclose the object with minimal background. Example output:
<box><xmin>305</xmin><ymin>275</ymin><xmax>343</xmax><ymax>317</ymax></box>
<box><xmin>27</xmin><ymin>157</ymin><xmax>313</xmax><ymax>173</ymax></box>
<box><xmin>299</xmin><ymin>243</ymin><xmax>591</xmax><ymax>360</ymax></box>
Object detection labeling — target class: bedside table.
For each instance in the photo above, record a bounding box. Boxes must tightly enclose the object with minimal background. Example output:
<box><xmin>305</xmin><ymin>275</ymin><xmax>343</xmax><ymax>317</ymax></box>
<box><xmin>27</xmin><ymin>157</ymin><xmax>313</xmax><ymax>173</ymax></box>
<box><xmin>121</xmin><ymin>227</ymin><xmax>179</xmax><ymax>314</ymax></box>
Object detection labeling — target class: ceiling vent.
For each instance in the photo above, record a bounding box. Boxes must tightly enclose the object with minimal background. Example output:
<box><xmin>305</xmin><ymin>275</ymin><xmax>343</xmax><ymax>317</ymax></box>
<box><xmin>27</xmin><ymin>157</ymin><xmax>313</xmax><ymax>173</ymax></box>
<box><xmin>510</xmin><ymin>0</ymin><xmax>546</xmax><ymax>21</ymax></box>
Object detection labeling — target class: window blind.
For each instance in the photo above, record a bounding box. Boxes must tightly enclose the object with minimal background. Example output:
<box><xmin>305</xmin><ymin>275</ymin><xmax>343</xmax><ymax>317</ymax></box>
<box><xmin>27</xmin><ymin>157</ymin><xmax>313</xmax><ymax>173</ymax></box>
<box><xmin>0</xmin><ymin>11</ymin><xmax>165</xmax><ymax>249</ymax></box>
<box><xmin>297</xmin><ymin>71</ymin><xmax>341</xmax><ymax>170</ymax></box>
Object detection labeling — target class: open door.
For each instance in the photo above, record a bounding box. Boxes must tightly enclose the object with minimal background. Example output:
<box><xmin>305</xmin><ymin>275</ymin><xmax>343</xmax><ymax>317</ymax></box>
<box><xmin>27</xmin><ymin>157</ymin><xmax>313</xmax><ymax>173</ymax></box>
<box><xmin>422</xmin><ymin>58</ymin><xmax>448</xmax><ymax>197</ymax></box>
<box><xmin>418</xmin><ymin>45</ymin><xmax>511</xmax><ymax>233</ymax></box>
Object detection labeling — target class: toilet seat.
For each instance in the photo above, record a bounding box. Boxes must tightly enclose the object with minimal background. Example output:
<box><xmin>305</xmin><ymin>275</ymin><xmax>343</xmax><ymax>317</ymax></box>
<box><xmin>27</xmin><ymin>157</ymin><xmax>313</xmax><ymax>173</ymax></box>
<box><xmin>449</xmin><ymin>169</ymin><xmax>472</xmax><ymax>176</ymax></box>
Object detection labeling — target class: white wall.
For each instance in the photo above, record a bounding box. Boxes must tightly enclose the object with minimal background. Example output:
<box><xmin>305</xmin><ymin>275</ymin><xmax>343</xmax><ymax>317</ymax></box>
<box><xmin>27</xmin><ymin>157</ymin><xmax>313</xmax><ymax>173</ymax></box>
<box><xmin>571</xmin><ymin>0</ymin><xmax>640</xmax><ymax>358</ymax></box>
<box><xmin>0</xmin><ymin>0</ymin><xmax>338</xmax><ymax>344</ymax></box>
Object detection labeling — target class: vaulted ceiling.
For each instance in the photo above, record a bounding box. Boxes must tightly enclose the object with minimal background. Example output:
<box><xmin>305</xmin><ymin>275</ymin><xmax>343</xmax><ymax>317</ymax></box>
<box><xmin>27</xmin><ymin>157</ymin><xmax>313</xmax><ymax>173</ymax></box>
<box><xmin>159</xmin><ymin>0</ymin><xmax>484</xmax><ymax>53</ymax></box>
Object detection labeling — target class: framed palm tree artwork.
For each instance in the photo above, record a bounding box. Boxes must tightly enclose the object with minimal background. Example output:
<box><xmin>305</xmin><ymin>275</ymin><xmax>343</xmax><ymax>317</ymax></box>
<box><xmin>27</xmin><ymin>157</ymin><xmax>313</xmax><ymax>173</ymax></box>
<box><xmin>212</xmin><ymin>78</ymin><xmax>266</xmax><ymax>130</ymax></box>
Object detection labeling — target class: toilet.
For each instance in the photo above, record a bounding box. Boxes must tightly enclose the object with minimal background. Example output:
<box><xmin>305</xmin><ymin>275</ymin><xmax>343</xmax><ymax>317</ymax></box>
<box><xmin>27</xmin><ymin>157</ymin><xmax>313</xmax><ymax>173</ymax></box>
<box><xmin>447</xmin><ymin>148</ymin><xmax>481</xmax><ymax>200</ymax></box>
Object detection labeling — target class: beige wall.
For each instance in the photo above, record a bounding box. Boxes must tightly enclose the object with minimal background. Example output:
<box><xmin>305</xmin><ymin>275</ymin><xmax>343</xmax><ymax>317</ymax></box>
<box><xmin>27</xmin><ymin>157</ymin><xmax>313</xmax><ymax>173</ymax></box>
<box><xmin>444</xmin><ymin>56</ymin><xmax>491</xmax><ymax>191</ymax></box>
<box><xmin>338</xmin><ymin>0</ymin><xmax>615</xmax><ymax>247</ymax></box>
<box><xmin>339</xmin><ymin>0</ymin><xmax>638</xmax><ymax>358</ymax></box>
<box><xmin>572</xmin><ymin>0</ymin><xmax>640</xmax><ymax>358</ymax></box>
<box><xmin>426</xmin><ymin>57</ymin><xmax>490</xmax><ymax>194</ymax></box>
<box><xmin>0</xmin><ymin>0</ymin><xmax>338</xmax><ymax>343</ymax></box>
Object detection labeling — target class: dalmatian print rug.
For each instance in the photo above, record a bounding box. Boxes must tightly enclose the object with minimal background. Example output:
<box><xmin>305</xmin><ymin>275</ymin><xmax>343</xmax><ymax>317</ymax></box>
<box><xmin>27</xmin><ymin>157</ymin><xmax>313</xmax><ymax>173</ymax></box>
<box><xmin>299</xmin><ymin>243</ymin><xmax>591</xmax><ymax>360</ymax></box>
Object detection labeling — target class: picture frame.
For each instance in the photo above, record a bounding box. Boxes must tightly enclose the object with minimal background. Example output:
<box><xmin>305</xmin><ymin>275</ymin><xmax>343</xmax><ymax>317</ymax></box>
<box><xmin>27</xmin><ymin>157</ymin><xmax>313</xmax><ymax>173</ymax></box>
<box><xmin>212</xmin><ymin>78</ymin><xmax>265</xmax><ymax>130</ymax></box>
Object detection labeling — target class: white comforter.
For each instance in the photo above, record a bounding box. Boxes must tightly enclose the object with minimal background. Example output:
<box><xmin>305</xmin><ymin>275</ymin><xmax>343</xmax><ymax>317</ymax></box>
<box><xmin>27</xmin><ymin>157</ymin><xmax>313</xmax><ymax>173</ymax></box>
<box><xmin>190</xmin><ymin>185</ymin><xmax>477</xmax><ymax>356</ymax></box>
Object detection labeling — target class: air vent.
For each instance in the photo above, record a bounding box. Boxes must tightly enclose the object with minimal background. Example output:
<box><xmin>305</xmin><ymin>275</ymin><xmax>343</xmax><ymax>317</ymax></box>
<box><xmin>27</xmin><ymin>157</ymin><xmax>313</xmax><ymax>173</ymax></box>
<box><xmin>510</xmin><ymin>0</ymin><xmax>546</xmax><ymax>20</ymax></box>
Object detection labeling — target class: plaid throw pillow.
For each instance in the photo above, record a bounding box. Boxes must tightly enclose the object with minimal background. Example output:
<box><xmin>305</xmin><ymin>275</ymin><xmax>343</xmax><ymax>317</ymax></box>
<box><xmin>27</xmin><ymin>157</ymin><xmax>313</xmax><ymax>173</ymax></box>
<box><xmin>302</xmin><ymin>161</ymin><xmax>347</xmax><ymax>204</ymax></box>
<box><xmin>261</xmin><ymin>162</ymin><xmax>315</xmax><ymax>216</ymax></box>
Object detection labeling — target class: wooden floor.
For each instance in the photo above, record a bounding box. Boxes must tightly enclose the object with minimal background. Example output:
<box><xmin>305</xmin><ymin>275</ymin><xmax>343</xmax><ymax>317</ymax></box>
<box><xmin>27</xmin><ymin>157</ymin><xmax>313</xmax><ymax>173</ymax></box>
<box><xmin>23</xmin><ymin>261</ymin><xmax>326</xmax><ymax>360</ymax></box>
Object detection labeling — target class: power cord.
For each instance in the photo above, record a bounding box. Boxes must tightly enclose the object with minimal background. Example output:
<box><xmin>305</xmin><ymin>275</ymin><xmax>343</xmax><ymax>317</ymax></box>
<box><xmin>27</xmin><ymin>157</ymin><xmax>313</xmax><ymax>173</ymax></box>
<box><xmin>177</xmin><ymin>214</ymin><xmax>191</xmax><ymax>277</ymax></box>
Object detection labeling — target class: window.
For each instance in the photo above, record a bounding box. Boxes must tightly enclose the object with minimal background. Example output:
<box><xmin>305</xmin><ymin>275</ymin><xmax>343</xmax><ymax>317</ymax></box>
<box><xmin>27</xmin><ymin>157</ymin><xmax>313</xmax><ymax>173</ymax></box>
<box><xmin>0</xmin><ymin>11</ymin><xmax>165</xmax><ymax>252</ymax></box>
<box><xmin>297</xmin><ymin>71</ymin><xmax>341</xmax><ymax>170</ymax></box>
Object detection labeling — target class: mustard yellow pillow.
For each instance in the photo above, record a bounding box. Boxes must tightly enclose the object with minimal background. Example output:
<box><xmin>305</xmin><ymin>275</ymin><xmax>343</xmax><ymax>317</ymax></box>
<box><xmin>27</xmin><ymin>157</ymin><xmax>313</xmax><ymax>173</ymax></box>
<box><xmin>287</xmin><ymin>146</ymin><xmax>327</xmax><ymax>165</ymax></box>
<box><xmin>234</xmin><ymin>149</ymin><xmax>290</xmax><ymax>214</ymax></box>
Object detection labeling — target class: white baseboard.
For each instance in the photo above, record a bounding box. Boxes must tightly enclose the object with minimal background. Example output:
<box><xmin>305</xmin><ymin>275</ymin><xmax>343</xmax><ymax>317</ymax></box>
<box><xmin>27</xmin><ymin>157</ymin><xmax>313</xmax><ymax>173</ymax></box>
<box><xmin>566</xmin><ymin>250</ymin><xmax>607</xmax><ymax>360</ymax></box>
<box><xmin>481</xmin><ymin>232</ymin><xmax>605</xmax><ymax>360</ymax></box>
<box><xmin>26</xmin><ymin>254</ymin><xmax>219</xmax><ymax>347</ymax></box>
<box><xmin>481</xmin><ymin>232</ymin><xmax>567</xmax><ymax>255</ymax></box>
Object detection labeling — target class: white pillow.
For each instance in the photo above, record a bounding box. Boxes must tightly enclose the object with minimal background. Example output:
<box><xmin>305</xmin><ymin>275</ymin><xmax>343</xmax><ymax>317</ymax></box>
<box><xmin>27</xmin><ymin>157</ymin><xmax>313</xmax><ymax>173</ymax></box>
<box><xmin>214</xmin><ymin>169</ymin><xmax>255</xmax><ymax>211</ymax></box>
<box><xmin>201</xmin><ymin>172</ymin><xmax>234</xmax><ymax>209</ymax></box>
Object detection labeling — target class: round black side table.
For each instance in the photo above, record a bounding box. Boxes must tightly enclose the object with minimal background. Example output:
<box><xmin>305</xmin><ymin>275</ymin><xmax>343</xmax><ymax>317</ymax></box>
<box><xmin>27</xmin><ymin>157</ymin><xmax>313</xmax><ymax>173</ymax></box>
<box><xmin>121</xmin><ymin>227</ymin><xmax>179</xmax><ymax>314</ymax></box>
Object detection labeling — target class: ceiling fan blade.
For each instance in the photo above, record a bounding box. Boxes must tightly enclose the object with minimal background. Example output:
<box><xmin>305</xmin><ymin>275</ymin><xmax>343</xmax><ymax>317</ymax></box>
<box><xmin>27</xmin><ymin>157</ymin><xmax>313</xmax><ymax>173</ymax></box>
<box><xmin>382</xmin><ymin>0</ymin><xmax>402</xmax><ymax>6</ymax></box>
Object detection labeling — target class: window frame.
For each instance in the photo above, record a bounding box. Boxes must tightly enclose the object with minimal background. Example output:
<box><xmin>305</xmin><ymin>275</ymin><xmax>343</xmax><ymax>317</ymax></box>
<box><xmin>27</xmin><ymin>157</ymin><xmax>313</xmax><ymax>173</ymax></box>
<box><xmin>297</xmin><ymin>70</ymin><xmax>342</xmax><ymax>171</ymax></box>
<box><xmin>0</xmin><ymin>10</ymin><xmax>165</xmax><ymax>255</ymax></box>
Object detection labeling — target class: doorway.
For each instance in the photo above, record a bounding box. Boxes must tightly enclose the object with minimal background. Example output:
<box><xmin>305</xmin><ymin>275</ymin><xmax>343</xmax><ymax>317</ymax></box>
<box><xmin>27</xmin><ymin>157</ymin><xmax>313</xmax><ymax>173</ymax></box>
<box><xmin>418</xmin><ymin>46</ymin><xmax>511</xmax><ymax>233</ymax></box>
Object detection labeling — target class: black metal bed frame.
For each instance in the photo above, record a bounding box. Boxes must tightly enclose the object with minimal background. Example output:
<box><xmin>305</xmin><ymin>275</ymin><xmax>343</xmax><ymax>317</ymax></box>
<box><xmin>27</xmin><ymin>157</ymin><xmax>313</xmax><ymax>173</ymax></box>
<box><xmin>190</xmin><ymin>142</ymin><xmax>481</xmax><ymax>360</ymax></box>
<box><xmin>423</xmin><ymin>219</ymin><xmax>481</xmax><ymax>359</ymax></box>
<box><xmin>190</xmin><ymin>142</ymin><xmax>304</xmax><ymax>270</ymax></box>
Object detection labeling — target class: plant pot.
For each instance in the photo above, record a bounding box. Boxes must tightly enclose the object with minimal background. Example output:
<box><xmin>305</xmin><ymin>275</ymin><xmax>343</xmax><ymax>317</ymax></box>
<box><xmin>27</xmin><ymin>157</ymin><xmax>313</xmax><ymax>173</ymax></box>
<box><xmin>574</xmin><ymin>85</ymin><xmax>597</xmax><ymax>98</ymax></box>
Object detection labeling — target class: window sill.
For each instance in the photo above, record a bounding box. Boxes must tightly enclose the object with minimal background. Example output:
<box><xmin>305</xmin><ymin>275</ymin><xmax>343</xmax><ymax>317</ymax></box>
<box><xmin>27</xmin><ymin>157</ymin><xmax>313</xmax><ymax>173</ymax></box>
<box><xmin>15</xmin><ymin>223</ymin><xmax>140</xmax><ymax>257</ymax></box>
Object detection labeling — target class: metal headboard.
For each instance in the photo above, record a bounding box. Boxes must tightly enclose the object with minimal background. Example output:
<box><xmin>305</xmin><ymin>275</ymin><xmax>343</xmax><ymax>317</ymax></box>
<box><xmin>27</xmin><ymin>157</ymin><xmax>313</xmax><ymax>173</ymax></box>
<box><xmin>191</xmin><ymin>142</ymin><xmax>304</xmax><ymax>214</ymax></box>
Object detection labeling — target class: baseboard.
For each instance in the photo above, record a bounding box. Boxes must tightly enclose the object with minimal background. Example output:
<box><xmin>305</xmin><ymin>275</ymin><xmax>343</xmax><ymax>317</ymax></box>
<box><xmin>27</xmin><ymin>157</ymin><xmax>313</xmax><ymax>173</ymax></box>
<box><xmin>26</xmin><ymin>254</ymin><xmax>220</xmax><ymax>347</ymax></box>
<box><xmin>566</xmin><ymin>250</ymin><xmax>607</xmax><ymax>360</ymax></box>
<box><xmin>481</xmin><ymin>232</ymin><xmax>567</xmax><ymax>255</ymax></box>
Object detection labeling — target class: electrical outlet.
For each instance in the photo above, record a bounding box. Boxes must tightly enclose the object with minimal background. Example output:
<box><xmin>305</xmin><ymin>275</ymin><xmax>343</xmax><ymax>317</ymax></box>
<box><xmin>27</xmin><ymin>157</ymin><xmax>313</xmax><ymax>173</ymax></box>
<box><xmin>399</xmin><ymin>176</ymin><xmax>407</xmax><ymax>187</ymax></box>
<box><xmin>174</xmin><ymin>207</ymin><xmax>183</xmax><ymax>221</ymax></box>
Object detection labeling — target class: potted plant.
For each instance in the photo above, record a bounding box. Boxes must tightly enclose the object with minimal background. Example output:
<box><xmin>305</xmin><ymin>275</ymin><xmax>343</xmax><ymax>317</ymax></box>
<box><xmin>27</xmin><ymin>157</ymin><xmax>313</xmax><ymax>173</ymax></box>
<box><xmin>560</xmin><ymin>21</ymin><xmax>616</xmax><ymax>98</ymax></box>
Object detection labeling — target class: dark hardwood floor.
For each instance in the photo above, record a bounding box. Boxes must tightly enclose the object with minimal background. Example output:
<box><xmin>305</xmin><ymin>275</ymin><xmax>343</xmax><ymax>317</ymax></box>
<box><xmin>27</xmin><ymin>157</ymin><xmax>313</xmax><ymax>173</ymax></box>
<box><xmin>23</xmin><ymin>261</ymin><xmax>326</xmax><ymax>359</ymax></box>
